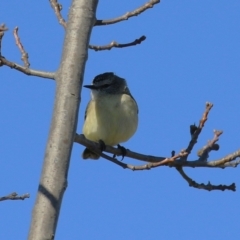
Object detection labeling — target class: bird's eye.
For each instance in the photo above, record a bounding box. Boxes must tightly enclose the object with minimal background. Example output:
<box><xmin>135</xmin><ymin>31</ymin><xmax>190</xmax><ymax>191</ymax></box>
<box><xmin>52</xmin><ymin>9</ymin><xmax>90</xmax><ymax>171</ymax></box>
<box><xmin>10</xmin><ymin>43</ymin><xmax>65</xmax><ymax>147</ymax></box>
<box><xmin>102</xmin><ymin>84</ymin><xmax>110</xmax><ymax>88</ymax></box>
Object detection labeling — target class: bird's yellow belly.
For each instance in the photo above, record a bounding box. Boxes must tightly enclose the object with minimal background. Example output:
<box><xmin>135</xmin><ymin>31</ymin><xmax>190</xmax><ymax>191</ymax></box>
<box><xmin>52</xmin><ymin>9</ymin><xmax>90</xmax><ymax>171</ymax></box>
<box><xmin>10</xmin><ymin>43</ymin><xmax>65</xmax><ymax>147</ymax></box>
<box><xmin>83</xmin><ymin>94</ymin><xmax>138</xmax><ymax>146</ymax></box>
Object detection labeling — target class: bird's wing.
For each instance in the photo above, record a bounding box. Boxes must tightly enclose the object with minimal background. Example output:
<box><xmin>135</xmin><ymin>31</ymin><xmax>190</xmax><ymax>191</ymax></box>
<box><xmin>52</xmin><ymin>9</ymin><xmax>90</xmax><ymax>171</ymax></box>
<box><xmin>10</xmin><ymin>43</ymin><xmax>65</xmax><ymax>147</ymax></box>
<box><xmin>84</xmin><ymin>101</ymin><xmax>91</xmax><ymax>120</ymax></box>
<box><xmin>123</xmin><ymin>87</ymin><xmax>139</xmax><ymax>114</ymax></box>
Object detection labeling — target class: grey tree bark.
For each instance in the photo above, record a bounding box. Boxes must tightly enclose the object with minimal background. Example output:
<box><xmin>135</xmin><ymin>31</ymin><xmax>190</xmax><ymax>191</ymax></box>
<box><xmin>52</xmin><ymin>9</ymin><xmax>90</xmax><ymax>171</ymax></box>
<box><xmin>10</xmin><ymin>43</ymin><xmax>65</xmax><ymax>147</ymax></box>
<box><xmin>28</xmin><ymin>1</ymin><xmax>98</xmax><ymax>239</ymax></box>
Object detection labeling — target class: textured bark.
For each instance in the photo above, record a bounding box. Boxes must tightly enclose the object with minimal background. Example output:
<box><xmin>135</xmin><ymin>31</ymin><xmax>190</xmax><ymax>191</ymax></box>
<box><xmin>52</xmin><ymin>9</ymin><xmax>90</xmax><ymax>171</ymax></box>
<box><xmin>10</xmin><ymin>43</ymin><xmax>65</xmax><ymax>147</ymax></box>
<box><xmin>28</xmin><ymin>1</ymin><xmax>98</xmax><ymax>239</ymax></box>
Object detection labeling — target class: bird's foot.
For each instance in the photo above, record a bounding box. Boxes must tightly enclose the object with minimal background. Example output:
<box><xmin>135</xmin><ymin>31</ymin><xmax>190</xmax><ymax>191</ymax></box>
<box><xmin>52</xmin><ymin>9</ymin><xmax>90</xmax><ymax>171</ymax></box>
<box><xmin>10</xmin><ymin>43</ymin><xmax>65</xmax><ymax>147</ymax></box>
<box><xmin>98</xmin><ymin>139</ymin><xmax>106</xmax><ymax>152</ymax></box>
<box><xmin>117</xmin><ymin>144</ymin><xmax>127</xmax><ymax>161</ymax></box>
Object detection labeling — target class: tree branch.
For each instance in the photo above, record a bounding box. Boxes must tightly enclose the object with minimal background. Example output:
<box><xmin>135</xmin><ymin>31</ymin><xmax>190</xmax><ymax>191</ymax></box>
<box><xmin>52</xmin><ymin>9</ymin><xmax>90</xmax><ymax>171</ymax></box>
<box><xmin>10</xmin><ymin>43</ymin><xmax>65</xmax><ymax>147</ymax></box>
<box><xmin>75</xmin><ymin>134</ymin><xmax>240</xmax><ymax>169</ymax></box>
<box><xmin>13</xmin><ymin>27</ymin><xmax>30</xmax><ymax>68</ymax></box>
<box><xmin>75</xmin><ymin>134</ymin><xmax>165</xmax><ymax>163</ymax></box>
<box><xmin>89</xmin><ymin>35</ymin><xmax>146</xmax><ymax>51</ymax></box>
<box><xmin>0</xmin><ymin>57</ymin><xmax>55</xmax><ymax>79</ymax></box>
<box><xmin>0</xmin><ymin>25</ymin><xmax>55</xmax><ymax>79</ymax></box>
<box><xmin>0</xmin><ymin>24</ymin><xmax>8</xmax><ymax>56</ymax></box>
<box><xmin>95</xmin><ymin>0</ymin><xmax>160</xmax><ymax>26</ymax></box>
<box><xmin>176</xmin><ymin>167</ymin><xmax>236</xmax><ymax>191</ymax></box>
<box><xmin>49</xmin><ymin>0</ymin><xmax>67</xmax><ymax>29</ymax></box>
<box><xmin>0</xmin><ymin>192</ymin><xmax>30</xmax><ymax>201</ymax></box>
<box><xmin>75</xmin><ymin>101</ymin><xmax>239</xmax><ymax>191</ymax></box>
<box><xmin>99</xmin><ymin>150</ymin><xmax>187</xmax><ymax>170</ymax></box>
<box><xmin>197</xmin><ymin>129</ymin><xmax>222</xmax><ymax>161</ymax></box>
<box><xmin>183</xmin><ymin>102</ymin><xmax>213</xmax><ymax>160</ymax></box>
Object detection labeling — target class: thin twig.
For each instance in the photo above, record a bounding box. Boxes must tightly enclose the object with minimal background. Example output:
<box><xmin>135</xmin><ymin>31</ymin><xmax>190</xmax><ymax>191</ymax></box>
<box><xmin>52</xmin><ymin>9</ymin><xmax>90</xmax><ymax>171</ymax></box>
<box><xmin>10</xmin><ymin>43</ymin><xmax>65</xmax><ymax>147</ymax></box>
<box><xmin>208</xmin><ymin>150</ymin><xmax>240</xmax><ymax>167</ymax></box>
<box><xmin>197</xmin><ymin>130</ymin><xmax>222</xmax><ymax>161</ymax></box>
<box><xmin>176</xmin><ymin>167</ymin><xmax>236</xmax><ymax>191</ymax></box>
<box><xmin>13</xmin><ymin>27</ymin><xmax>30</xmax><ymax>68</ymax></box>
<box><xmin>0</xmin><ymin>57</ymin><xmax>55</xmax><ymax>79</ymax></box>
<box><xmin>0</xmin><ymin>24</ymin><xmax>8</xmax><ymax>56</ymax></box>
<box><xmin>49</xmin><ymin>0</ymin><xmax>67</xmax><ymax>29</ymax></box>
<box><xmin>0</xmin><ymin>26</ymin><xmax>54</xmax><ymax>79</ymax></box>
<box><xmin>89</xmin><ymin>35</ymin><xmax>146</xmax><ymax>51</ymax></box>
<box><xmin>183</xmin><ymin>102</ymin><xmax>213</xmax><ymax>160</ymax></box>
<box><xmin>95</xmin><ymin>0</ymin><xmax>160</xmax><ymax>26</ymax></box>
<box><xmin>97</xmin><ymin>150</ymin><xmax>187</xmax><ymax>171</ymax></box>
<box><xmin>0</xmin><ymin>192</ymin><xmax>30</xmax><ymax>201</ymax></box>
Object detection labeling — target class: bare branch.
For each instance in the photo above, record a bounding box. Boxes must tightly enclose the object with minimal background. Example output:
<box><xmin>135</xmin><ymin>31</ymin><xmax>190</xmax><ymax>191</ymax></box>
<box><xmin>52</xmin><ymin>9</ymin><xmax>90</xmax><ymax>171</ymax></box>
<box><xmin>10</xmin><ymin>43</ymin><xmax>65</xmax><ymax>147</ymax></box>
<box><xmin>0</xmin><ymin>24</ymin><xmax>8</xmax><ymax>33</ymax></box>
<box><xmin>13</xmin><ymin>27</ymin><xmax>30</xmax><ymax>68</ymax></box>
<box><xmin>74</xmin><ymin>134</ymin><xmax>240</xmax><ymax>168</ymax></box>
<box><xmin>183</xmin><ymin>102</ymin><xmax>213</xmax><ymax>160</ymax></box>
<box><xmin>197</xmin><ymin>130</ymin><xmax>222</xmax><ymax>161</ymax></box>
<box><xmin>75</xmin><ymin>99</ymin><xmax>239</xmax><ymax>190</ymax></box>
<box><xmin>95</xmin><ymin>0</ymin><xmax>160</xmax><ymax>26</ymax></box>
<box><xmin>89</xmin><ymin>35</ymin><xmax>146</xmax><ymax>51</ymax></box>
<box><xmin>0</xmin><ymin>24</ymin><xmax>8</xmax><ymax>56</ymax></box>
<box><xmin>173</xmin><ymin>156</ymin><xmax>240</xmax><ymax>168</ymax></box>
<box><xmin>208</xmin><ymin>150</ymin><xmax>240</xmax><ymax>167</ymax></box>
<box><xmin>176</xmin><ymin>167</ymin><xmax>236</xmax><ymax>191</ymax></box>
<box><xmin>0</xmin><ymin>57</ymin><xmax>55</xmax><ymax>79</ymax></box>
<box><xmin>97</xmin><ymin>150</ymin><xmax>187</xmax><ymax>171</ymax></box>
<box><xmin>49</xmin><ymin>0</ymin><xmax>67</xmax><ymax>29</ymax></box>
<box><xmin>75</xmin><ymin>134</ymin><xmax>165</xmax><ymax>163</ymax></box>
<box><xmin>75</xmin><ymin>98</ymin><xmax>238</xmax><ymax>190</ymax></box>
<box><xmin>0</xmin><ymin>25</ymin><xmax>54</xmax><ymax>79</ymax></box>
<box><xmin>0</xmin><ymin>192</ymin><xmax>30</xmax><ymax>201</ymax></box>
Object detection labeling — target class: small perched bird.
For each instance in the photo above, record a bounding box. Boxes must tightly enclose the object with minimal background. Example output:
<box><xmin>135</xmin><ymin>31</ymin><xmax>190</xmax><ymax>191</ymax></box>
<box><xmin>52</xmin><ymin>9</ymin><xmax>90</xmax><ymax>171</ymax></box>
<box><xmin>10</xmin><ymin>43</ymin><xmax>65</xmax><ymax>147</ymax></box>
<box><xmin>82</xmin><ymin>72</ymin><xmax>138</xmax><ymax>159</ymax></box>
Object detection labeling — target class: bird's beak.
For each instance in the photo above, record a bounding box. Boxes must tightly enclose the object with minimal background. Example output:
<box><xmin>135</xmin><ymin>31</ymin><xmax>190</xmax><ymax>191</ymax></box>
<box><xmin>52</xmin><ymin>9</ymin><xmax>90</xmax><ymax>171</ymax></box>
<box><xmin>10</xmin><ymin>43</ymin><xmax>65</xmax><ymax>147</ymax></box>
<box><xmin>83</xmin><ymin>84</ymin><xmax>98</xmax><ymax>89</ymax></box>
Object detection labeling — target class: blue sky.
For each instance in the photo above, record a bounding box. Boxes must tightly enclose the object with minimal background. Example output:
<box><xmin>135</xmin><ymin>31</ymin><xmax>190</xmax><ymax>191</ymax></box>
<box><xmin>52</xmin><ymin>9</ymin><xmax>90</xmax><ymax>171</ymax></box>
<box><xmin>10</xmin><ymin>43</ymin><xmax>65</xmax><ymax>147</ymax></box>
<box><xmin>1</xmin><ymin>1</ymin><xmax>240</xmax><ymax>239</ymax></box>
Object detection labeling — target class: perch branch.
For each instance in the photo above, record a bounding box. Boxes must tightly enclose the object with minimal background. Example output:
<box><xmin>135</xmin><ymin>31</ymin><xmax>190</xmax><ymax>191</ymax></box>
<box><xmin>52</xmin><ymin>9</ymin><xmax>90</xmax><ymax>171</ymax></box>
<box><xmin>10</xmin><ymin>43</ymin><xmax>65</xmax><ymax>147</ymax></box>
<box><xmin>176</xmin><ymin>167</ymin><xmax>236</xmax><ymax>191</ymax></box>
<box><xmin>75</xmin><ymin>134</ymin><xmax>165</xmax><ymax>163</ymax></box>
<box><xmin>13</xmin><ymin>27</ymin><xmax>30</xmax><ymax>68</ymax></box>
<box><xmin>97</xmin><ymin>150</ymin><xmax>187</xmax><ymax>170</ymax></box>
<box><xmin>0</xmin><ymin>192</ymin><xmax>30</xmax><ymax>201</ymax></box>
<box><xmin>89</xmin><ymin>35</ymin><xmax>146</xmax><ymax>51</ymax></box>
<box><xmin>95</xmin><ymin>0</ymin><xmax>160</xmax><ymax>26</ymax></box>
<box><xmin>74</xmin><ymin>134</ymin><xmax>240</xmax><ymax>168</ymax></box>
<box><xmin>49</xmin><ymin>0</ymin><xmax>67</xmax><ymax>29</ymax></box>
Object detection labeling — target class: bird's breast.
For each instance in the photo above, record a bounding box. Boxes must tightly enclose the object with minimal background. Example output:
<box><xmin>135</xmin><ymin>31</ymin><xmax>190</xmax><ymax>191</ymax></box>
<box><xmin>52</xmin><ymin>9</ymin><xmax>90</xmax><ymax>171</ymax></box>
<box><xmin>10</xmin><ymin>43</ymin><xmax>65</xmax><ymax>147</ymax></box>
<box><xmin>83</xmin><ymin>94</ymin><xmax>138</xmax><ymax>145</ymax></box>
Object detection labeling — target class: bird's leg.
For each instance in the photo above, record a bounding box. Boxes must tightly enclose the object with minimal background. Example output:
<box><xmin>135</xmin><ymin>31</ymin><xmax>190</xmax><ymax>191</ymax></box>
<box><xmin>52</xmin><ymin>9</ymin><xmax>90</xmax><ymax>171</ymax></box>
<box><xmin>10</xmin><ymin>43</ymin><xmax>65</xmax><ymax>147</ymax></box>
<box><xmin>117</xmin><ymin>144</ymin><xmax>127</xmax><ymax>161</ymax></box>
<box><xmin>98</xmin><ymin>139</ymin><xmax>106</xmax><ymax>152</ymax></box>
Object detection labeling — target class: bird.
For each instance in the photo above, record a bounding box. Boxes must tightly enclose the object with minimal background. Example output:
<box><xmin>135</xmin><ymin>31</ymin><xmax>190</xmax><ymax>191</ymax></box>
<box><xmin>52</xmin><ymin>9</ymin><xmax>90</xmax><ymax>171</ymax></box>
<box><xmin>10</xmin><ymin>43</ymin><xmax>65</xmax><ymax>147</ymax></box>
<box><xmin>82</xmin><ymin>72</ymin><xmax>138</xmax><ymax>159</ymax></box>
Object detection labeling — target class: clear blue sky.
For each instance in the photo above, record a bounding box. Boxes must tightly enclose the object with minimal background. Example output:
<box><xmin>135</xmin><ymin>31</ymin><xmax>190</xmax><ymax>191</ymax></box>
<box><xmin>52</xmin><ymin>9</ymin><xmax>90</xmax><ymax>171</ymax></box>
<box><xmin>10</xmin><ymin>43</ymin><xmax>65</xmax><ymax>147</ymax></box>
<box><xmin>1</xmin><ymin>1</ymin><xmax>240</xmax><ymax>239</ymax></box>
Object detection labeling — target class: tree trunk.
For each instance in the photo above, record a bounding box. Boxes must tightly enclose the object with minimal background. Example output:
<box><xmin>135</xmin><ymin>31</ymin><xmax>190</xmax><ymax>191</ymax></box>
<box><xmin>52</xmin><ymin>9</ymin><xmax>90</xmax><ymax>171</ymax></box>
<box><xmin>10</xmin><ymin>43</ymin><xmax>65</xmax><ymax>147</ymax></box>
<box><xmin>28</xmin><ymin>1</ymin><xmax>98</xmax><ymax>239</ymax></box>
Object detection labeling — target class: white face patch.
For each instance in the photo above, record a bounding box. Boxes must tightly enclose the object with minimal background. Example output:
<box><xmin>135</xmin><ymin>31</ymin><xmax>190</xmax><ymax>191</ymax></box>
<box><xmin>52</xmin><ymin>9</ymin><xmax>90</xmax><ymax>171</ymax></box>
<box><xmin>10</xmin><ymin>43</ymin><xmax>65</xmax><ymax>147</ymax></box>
<box><xmin>91</xmin><ymin>89</ymin><xmax>99</xmax><ymax>100</ymax></box>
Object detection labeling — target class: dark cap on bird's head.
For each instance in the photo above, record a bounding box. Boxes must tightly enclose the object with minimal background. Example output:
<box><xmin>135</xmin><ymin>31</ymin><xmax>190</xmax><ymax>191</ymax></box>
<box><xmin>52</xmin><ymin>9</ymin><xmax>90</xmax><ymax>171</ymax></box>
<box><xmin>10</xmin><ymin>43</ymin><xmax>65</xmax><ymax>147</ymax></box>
<box><xmin>84</xmin><ymin>72</ymin><xmax>128</xmax><ymax>94</ymax></box>
<box><xmin>92</xmin><ymin>72</ymin><xmax>114</xmax><ymax>84</ymax></box>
